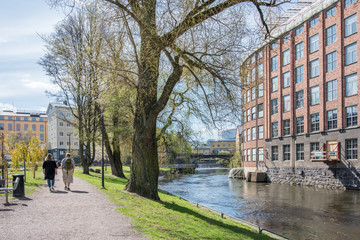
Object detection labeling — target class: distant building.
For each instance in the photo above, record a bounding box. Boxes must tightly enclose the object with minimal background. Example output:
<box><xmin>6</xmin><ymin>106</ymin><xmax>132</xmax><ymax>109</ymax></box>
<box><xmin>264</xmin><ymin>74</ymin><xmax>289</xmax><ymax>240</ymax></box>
<box><xmin>209</xmin><ymin>140</ymin><xmax>236</xmax><ymax>154</ymax></box>
<box><xmin>46</xmin><ymin>103</ymin><xmax>79</xmax><ymax>160</ymax></box>
<box><xmin>0</xmin><ymin>110</ymin><xmax>48</xmax><ymax>144</ymax></box>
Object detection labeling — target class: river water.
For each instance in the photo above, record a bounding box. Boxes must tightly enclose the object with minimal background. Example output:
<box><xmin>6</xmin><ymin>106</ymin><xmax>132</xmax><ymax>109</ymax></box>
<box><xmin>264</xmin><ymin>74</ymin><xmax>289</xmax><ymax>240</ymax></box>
<box><xmin>158</xmin><ymin>168</ymin><xmax>360</xmax><ymax>240</ymax></box>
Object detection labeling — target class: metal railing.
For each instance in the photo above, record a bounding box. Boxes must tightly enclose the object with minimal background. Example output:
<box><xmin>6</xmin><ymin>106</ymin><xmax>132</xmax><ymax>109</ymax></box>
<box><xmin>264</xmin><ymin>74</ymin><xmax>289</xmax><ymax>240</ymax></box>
<box><xmin>159</xmin><ymin>189</ymin><xmax>291</xmax><ymax>240</ymax></box>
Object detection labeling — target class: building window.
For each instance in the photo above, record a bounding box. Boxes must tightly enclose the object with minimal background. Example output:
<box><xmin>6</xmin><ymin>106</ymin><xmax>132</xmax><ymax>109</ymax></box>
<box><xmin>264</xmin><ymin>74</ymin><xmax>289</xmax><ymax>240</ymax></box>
<box><xmin>326</xmin><ymin>51</ymin><xmax>337</xmax><ymax>72</ymax></box>
<box><xmin>283</xmin><ymin>49</ymin><xmax>290</xmax><ymax>66</ymax></box>
<box><xmin>283</xmin><ymin>34</ymin><xmax>290</xmax><ymax>43</ymax></box>
<box><xmin>345</xmin><ymin>14</ymin><xmax>357</xmax><ymax>37</ymax></box>
<box><xmin>272</xmin><ymin>122</ymin><xmax>278</xmax><ymax>137</ymax></box>
<box><xmin>252</xmin><ymin>148</ymin><xmax>257</xmax><ymax>161</ymax></box>
<box><xmin>311</xmin><ymin>113</ymin><xmax>320</xmax><ymax>132</ymax></box>
<box><xmin>40</xmin><ymin>125</ymin><xmax>44</xmax><ymax>131</ymax></box>
<box><xmin>309</xmin><ymin>17</ymin><xmax>319</xmax><ymax>28</ymax></box>
<box><xmin>247</xmin><ymin>149</ymin><xmax>250</xmax><ymax>161</ymax></box>
<box><xmin>310</xmin><ymin>34</ymin><xmax>319</xmax><ymax>53</ymax></box>
<box><xmin>16</xmin><ymin>117</ymin><xmax>21</xmax><ymax>121</ymax></box>
<box><xmin>258</xmin><ymin>148</ymin><xmax>264</xmax><ymax>161</ymax></box>
<box><xmin>258</xmin><ymin>83</ymin><xmax>263</xmax><ymax>97</ymax></box>
<box><xmin>326</xmin><ymin>6</ymin><xmax>336</xmax><ymax>18</ymax></box>
<box><xmin>32</xmin><ymin>124</ymin><xmax>36</xmax><ymax>131</ymax></box>
<box><xmin>66</xmin><ymin>113</ymin><xmax>71</xmax><ymax>118</ymax></box>
<box><xmin>59</xmin><ymin>122</ymin><xmax>64</xmax><ymax>127</ymax></box>
<box><xmin>345</xmin><ymin>0</ymin><xmax>357</xmax><ymax>8</ymax></box>
<box><xmin>271</xmin><ymin>56</ymin><xmax>278</xmax><ymax>71</ymax></box>
<box><xmin>246</xmin><ymin>90</ymin><xmax>250</xmax><ymax>103</ymax></box>
<box><xmin>310</xmin><ymin>86</ymin><xmax>319</xmax><ymax>105</ymax></box>
<box><xmin>296</xmin><ymin>90</ymin><xmax>304</xmax><ymax>109</ymax></box>
<box><xmin>252</xmin><ymin>127</ymin><xmax>256</xmax><ymax>140</ymax></box>
<box><xmin>40</xmin><ymin>118</ymin><xmax>44</xmax><ymax>122</ymax></box>
<box><xmin>257</xmin><ymin>51</ymin><xmax>263</xmax><ymax>59</ymax></box>
<box><xmin>24</xmin><ymin>117</ymin><xmax>28</xmax><ymax>121</ymax></box>
<box><xmin>283</xmin><ymin>71</ymin><xmax>290</xmax><ymax>88</ymax></box>
<box><xmin>247</xmin><ymin>128</ymin><xmax>250</xmax><ymax>141</ymax></box>
<box><xmin>67</xmin><ymin>122</ymin><xmax>71</xmax><ymax>127</ymax></box>
<box><xmin>258</xmin><ymin>63</ymin><xmax>263</xmax><ymax>78</ymax></box>
<box><xmin>327</xmin><ymin>80</ymin><xmax>337</xmax><ymax>101</ymax></box>
<box><xmin>310</xmin><ymin>59</ymin><xmax>319</xmax><ymax>78</ymax></box>
<box><xmin>283</xmin><ymin>119</ymin><xmax>290</xmax><ymax>136</ymax></box>
<box><xmin>16</xmin><ymin>124</ymin><xmax>20</xmax><ymax>131</ymax></box>
<box><xmin>59</xmin><ymin>113</ymin><xmax>64</xmax><ymax>117</ymax></box>
<box><xmin>258</xmin><ymin>125</ymin><xmax>264</xmax><ymax>139</ymax></box>
<box><xmin>251</xmin><ymin>55</ymin><xmax>256</xmax><ymax>64</ymax></box>
<box><xmin>271</xmin><ymin>146</ymin><xmax>279</xmax><ymax>161</ymax></box>
<box><xmin>271</xmin><ymin>41</ymin><xmax>278</xmax><ymax>49</ymax></box>
<box><xmin>8</xmin><ymin>123</ymin><xmax>12</xmax><ymax>131</ymax></box>
<box><xmin>283</xmin><ymin>95</ymin><xmax>290</xmax><ymax>112</ymax></box>
<box><xmin>310</xmin><ymin>142</ymin><xmax>320</xmax><ymax>154</ymax></box>
<box><xmin>40</xmin><ymin>134</ymin><xmax>44</xmax><ymax>141</ymax></box>
<box><xmin>272</xmin><ymin>76</ymin><xmax>278</xmax><ymax>92</ymax></box>
<box><xmin>295</xmin><ymin>65</ymin><xmax>304</xmax><ymax>83</ymax></box>
<box><xmin>295</xmin><ymin>42</ymin><xmax>303</xmax><ymax>60</ymax></box>
<box><xmin>346</xmin><ymin>105</ymin><xmax>358</xmax><ymax>127</ymax></box>
<box><xmin>0</xmin><ymin>116</ymin><xmax>4</xmax><ymax>120</ymax></box>
<box><xmin>296</xmin><ymin>144</ymin><xmax>304</xmax><ymax>160</ymax></box>
<box><xmin>296</xmin><ymin>116</ymin><xmax>304</xmax><ymax>134</ymax></box>
<box><xmin>283</xmin><ymin>145</ymin><xmax>291</xmax><ymax>161</ymax></box>
<box><xmin>0</xmin><ymin>123</ymin><xmax>4</xmax><ymax>130</ymax></box>
<box><xmin>247</xmin><ymin>109</ymin><xmax>250</xmax><ymax>122</ymax></box>
<box><xmin>60</xmin><ymin>141</ymin><xmax>64</xmax><ymax>146</ymax></box>
<box><xmin>252</xmin><ymin>106</ymin><xmax>256</xmax><ymax>120</ymax></box>
<box><xmin>346</xmin><ymin>139</ymin><xmax>358</xmax><ymax>160</ymax></box>
<box><xmin>258</xmin><ymin>104</ymin><xmax>263</xmax><ymax>118</ymax></box>
<box><xmin>243</xmin><ymin>130</ymin><xmax>246</xmax><ymax>143</ymax></box>
<box><xmin>59</xmin><ymin>132</ymin><xmax>64</xmax><ymax>137</ymax></box>
<box><xmin>272</xmin><ymin>98</ymin><xmax>278</xmax><ymax>114</ymax></box>
<box><xmin>24</xmin><ymin>124</ymin><xmax>28</xmax><ymax>131</ymax></box>
<box><xmin>251</xmin><ymin>68</ymin><xmax>256</xmax><ymax>82</ymax></box>
<box><xmin>295</xmin><ymin>25</ymin><xmax>303</xmax><ymax>35</ymax></box>
<box><xmin>345</xmin><ymin>42</ymin><xmax>357</xmax><ymax>65</ymax></box>
<box><xmin>327</xmin><ymin>109</ymin><xmax>338</xmax><ymax>130</ymax></box>
<box><xmin>251</xmin><ymin>87</ymin><xmax>256</xmax><ymax>100</ymax></box>
<box><xmin>31</xmin><ymin>118</ymin><xmax>36</xmax><ymax>122</ymax></box>
<box><xmin>8</xmin><ymin>117</ymin><xmax>12</xmax><ymax>120</ymax></box>
<box><xmin>326</xmin><ymin>25</ymin><xmax>336</xmax><ymax>45</ymax></box>
<box><xmin>346</xmin><ymin>73</ymin><xmax>357</xmax><ymax>97</ymax></box>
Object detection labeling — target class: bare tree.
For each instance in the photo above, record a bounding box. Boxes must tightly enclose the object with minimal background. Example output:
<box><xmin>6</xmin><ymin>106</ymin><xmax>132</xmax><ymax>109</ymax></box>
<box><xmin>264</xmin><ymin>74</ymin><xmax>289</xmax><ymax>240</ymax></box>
<box><xmin>47</xmin><ymin>0</ymin><xmax>288</xmax><ymax>200</ymax></box>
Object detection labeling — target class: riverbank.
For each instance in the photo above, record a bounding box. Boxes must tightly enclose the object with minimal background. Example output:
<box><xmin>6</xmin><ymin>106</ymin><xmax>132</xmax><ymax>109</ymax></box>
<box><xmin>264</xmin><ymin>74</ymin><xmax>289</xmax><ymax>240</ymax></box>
<box><xmin>75</xmin><ymin>167</ymin><xmax>277</xmax><ymax>240</ymax></box>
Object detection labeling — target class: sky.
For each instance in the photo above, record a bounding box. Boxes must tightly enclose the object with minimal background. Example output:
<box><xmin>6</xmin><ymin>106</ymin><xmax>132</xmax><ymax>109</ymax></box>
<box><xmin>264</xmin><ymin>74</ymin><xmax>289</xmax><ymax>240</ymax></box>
<box><xmin>0</xmin><ymin>0</ymin><xmax>65</xmax><ymax>112</ymax></box>
<box><xmin>0</xmin><ymin>0</ymin><xmax>234</xmax><ymax>141</ymax></box>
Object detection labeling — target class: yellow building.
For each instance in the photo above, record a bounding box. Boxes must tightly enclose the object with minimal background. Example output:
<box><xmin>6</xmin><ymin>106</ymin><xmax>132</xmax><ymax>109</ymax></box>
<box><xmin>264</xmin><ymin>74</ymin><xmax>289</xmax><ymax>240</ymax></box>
<box><xmin>209</xmin><ymin>140</ymin><xmax>236</xmax><ymax>154</ymax></box>
<box><xmin>0</xmin><ymin>110</ymin><xmax>48</xmax><ymax>144</ymax></box>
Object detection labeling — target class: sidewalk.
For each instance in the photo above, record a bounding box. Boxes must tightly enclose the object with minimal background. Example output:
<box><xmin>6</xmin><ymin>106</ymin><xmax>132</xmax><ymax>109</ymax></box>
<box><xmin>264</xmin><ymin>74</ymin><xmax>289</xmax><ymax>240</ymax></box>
<box><xmin>0</xmin><ymin>170</ymin><xmax>145</xmax><ymax>240</ymax></box>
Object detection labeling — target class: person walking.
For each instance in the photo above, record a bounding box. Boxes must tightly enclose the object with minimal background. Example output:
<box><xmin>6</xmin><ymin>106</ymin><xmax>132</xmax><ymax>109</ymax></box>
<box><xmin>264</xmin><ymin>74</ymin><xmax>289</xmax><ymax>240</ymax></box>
<box><xmin>42</xmin><ymin>153</ymin><xmax>58</xmax><ymax>192</ymax></box>
<box><xmin>61</xmin><ymin>153</ymin><xmax>75</xmax><ymax>191</ymax></box>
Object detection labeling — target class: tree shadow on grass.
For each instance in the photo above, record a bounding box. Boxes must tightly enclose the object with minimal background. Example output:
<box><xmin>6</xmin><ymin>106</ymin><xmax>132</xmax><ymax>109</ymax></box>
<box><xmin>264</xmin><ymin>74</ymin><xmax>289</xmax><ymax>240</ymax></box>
<box><xmin>86</xmin><ymin>173</ymin><xmax>127</xmax><ymax>185</ymax></box>
<box><xmin>159</xmin><ymin>200</ymin><xmax>270</xmax><ymax>240</ymax></box>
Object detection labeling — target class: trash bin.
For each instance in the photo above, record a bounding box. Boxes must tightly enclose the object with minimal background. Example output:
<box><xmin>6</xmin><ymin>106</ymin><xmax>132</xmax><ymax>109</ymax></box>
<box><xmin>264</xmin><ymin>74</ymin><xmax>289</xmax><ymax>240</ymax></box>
<box><xmin>13</xmin><ymin>174</ymin><xmax>25</xmax><ymax>197</ymax></box>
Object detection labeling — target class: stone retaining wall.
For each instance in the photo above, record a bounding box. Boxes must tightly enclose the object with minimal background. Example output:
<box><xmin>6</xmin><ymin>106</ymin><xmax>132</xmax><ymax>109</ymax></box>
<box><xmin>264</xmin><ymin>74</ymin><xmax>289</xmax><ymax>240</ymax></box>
<box><xmin>267</xmin><ymin>167</ymin><xmax>360</xmax><ymax>190</ymax></box>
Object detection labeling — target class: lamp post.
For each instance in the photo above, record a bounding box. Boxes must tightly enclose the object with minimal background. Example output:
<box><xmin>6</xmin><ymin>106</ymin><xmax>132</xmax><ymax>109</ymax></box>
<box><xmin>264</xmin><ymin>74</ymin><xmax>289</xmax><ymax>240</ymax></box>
<box><xmin>101</xmin><ymin>115</ymin><xmax>105</xmax><ymax>189</ymax></box>
<box><xmin>68</xmin><ymin>132</ymin><xmax>73</xmax><ymax>153</ymax></box>
<box><xmin>1</xmin><ymin>133</ymin><xmax>4</xmax><ymax>180</ymax></box>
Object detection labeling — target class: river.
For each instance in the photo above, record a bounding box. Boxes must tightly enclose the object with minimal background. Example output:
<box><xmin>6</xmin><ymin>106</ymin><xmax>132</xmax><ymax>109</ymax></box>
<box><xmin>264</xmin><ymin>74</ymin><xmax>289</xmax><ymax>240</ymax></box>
<box><xmin>158</xmin><ymin>168</ymin><xmax>360</xmax><ymax>240</ymax></box>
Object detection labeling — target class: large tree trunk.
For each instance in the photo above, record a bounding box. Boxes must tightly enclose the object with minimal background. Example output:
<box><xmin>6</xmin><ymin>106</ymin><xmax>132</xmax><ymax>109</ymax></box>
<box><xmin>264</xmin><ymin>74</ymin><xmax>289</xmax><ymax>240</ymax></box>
<box><xmin>124</xmin><ymin>2</ymin><xmax>161</xmax><ymax>199</ymax></box>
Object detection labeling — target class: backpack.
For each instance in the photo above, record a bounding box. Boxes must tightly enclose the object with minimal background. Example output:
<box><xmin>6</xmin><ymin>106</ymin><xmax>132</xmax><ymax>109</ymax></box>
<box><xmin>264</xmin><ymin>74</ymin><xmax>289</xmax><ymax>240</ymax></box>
<box><xmin>64</xmin><ymin>158</ymin><xmax>73</xmax><ymax>171</ymax></box>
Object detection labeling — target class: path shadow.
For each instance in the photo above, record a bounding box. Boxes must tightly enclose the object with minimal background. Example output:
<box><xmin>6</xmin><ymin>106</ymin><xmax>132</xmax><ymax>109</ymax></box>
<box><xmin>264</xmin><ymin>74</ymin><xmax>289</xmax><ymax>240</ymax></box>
<box><xmin>16</xmin><ymin>196</ymin><xmax>32</xmax><ymax>201</ymax></box>
<box><xmin>70</xmin><ymin>190</ymin><xmax>89</xmax><ymax>194</ymax></box>
<box><xmin>3</xmin><ymin>203</ymin><xmax>18</xmax><ymax>207</ymax></box>
<box><xmin>51</xmin><ymin>190</ymin><xmax>68</xmax><ymax>194</ymax></box>
<box><xmin>0</xmin><ymin>208</ymin><xmax>14</xmax><ymax>211</ymax></box>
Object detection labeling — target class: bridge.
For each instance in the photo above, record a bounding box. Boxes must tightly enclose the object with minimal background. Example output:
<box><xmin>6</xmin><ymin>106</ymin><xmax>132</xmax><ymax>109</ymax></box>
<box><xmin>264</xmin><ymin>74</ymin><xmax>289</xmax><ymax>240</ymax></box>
<box><xmin>189</xmin><ymin>153</ymin><xmax>233</xmax><ymax>161</ymax></box>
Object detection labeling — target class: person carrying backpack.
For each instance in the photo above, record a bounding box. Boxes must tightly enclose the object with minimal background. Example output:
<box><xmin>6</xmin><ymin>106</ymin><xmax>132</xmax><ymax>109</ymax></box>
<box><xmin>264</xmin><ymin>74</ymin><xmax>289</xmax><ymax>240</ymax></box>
<box><xmin>61</xmin><ymin>153</ymin><xmax>75</xmax><ymax>191</ymax></box>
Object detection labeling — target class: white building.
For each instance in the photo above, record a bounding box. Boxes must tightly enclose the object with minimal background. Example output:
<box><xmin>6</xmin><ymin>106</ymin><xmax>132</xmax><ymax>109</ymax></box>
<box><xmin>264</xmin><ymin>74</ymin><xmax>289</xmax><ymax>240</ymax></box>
<box><xmin>46</xmin><ymin>102</ymin><xmax>79</xmax><ymax>160</ymax></box>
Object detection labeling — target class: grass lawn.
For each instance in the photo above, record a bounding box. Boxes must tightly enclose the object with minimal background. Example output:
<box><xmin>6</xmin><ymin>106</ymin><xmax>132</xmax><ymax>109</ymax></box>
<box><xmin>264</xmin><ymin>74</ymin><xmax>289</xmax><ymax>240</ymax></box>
<box><xmin>1</xmin><ymin>169</ymin><xmax>45</xmax><ymax>196</ymax></box>
<box><xmin>75</xmin><ymin>166</ymin><xmax>276</xmax><ymax>240</ymax></box>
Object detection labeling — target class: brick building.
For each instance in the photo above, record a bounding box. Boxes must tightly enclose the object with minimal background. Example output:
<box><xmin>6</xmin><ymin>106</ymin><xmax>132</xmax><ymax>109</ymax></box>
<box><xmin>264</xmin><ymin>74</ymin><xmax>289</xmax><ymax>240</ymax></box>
<box><xmin>240</xmin><ymin>0</ymin><xmax>360</xmax><ymax>189</ymax></box>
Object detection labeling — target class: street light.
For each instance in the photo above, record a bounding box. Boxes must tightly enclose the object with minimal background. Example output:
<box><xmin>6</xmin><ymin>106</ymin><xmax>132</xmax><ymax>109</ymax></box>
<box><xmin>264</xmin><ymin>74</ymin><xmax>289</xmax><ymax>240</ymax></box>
<box><xmin>67</xmin><ymin>132</ymin><xmax>73</xmax><ymax>153</ymax></box>
<box><xmin>101</xmin><ymin>115</ymin><xmax>105</xmax><ymax>189</ymax></box>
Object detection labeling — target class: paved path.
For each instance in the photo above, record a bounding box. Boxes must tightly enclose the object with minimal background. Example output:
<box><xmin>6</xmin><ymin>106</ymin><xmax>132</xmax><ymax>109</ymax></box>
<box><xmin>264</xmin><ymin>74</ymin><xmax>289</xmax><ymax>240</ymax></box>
<box><xmin>0</xmin><ymin>171</ymin><xmax>145</xmax><ymax>240</ymax></box>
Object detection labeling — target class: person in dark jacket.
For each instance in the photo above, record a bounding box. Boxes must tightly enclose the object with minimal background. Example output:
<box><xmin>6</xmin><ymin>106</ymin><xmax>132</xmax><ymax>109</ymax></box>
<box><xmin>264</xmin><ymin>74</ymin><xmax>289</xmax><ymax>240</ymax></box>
<box><xmin>42</xmin><ymin>153</ymin><xmax>58</xmax><ymax>192</ymax></box>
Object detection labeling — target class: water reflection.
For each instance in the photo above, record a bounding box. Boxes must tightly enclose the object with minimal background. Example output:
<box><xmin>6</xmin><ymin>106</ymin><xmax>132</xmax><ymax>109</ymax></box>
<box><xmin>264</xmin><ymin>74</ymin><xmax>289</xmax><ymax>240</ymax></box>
<box><xmin>159</xmin><ymin>168</ymin><xmax>360</xmax><ymax>240</ymax></box>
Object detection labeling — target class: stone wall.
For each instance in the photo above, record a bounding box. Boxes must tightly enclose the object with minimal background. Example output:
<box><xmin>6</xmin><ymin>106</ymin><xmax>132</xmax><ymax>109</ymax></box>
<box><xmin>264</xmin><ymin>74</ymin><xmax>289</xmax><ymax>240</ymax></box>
<box><xmin>267</xmin><ymin>167</ymin><xmax>360</xmax><ymax>190</ymax></box>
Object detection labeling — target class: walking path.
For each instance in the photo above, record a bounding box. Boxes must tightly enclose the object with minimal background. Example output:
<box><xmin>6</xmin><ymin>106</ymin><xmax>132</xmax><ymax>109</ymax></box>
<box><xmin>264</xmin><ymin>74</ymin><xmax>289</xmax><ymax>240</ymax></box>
<box><xmin>0</xmin><ymin>171</ymin><xmax>145</xmax><ymax>240</ymax></box>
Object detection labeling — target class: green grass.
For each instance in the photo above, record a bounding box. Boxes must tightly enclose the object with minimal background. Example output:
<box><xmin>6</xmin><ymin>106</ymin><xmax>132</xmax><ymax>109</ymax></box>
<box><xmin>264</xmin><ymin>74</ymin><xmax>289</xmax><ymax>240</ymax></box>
<box><xmin>75</xmin><ymin>167</ymin><xmax>276</xmax><ymax>240</ymax></box>
<box><xmin>1</xmin><ymin>169</ymin><xmax>45</xmax><ymax>196</ymax></box>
